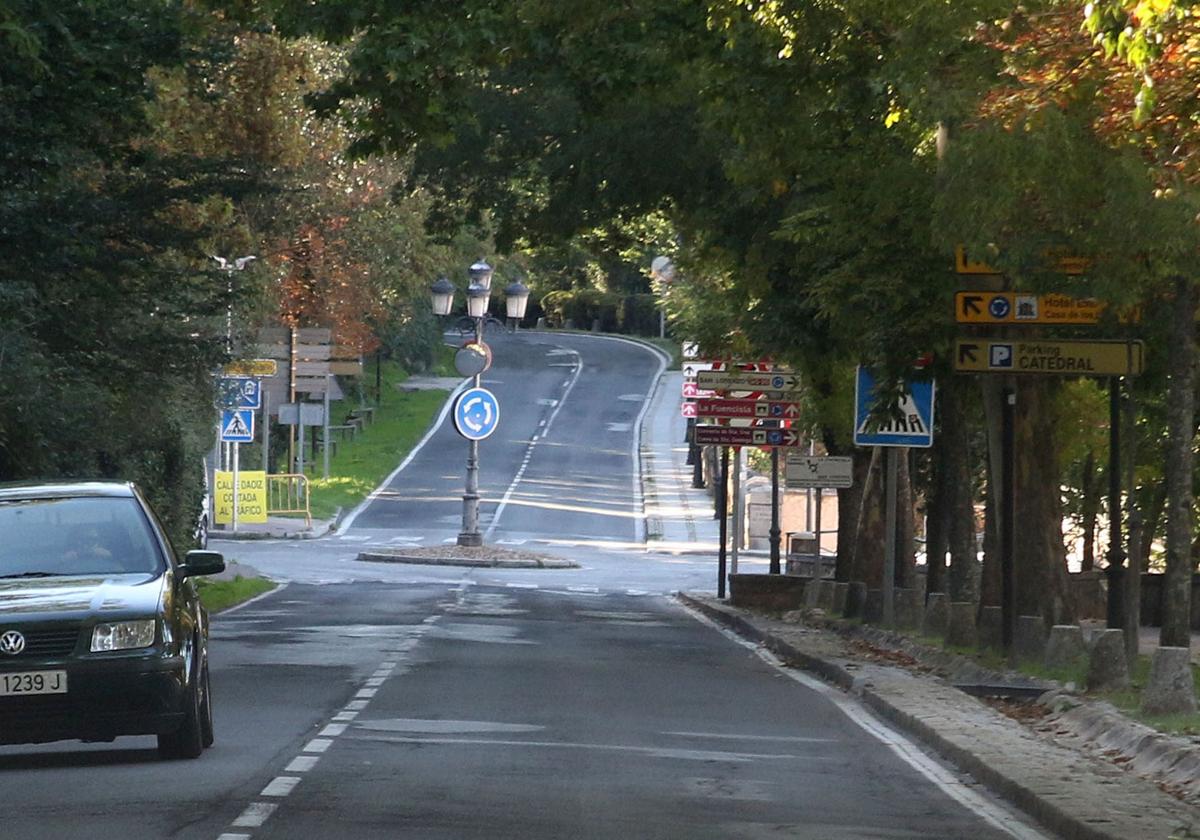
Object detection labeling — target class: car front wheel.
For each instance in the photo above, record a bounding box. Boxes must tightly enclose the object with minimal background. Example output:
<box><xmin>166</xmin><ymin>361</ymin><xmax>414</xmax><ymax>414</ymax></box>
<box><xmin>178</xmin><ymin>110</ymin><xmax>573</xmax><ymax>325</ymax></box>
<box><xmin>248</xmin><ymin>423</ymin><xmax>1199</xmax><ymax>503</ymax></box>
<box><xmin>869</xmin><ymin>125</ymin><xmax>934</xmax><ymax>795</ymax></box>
<box><xmin>158</xmin><ymin>648</ymin><xmax>205</xmax><ymax>760</ymax></box>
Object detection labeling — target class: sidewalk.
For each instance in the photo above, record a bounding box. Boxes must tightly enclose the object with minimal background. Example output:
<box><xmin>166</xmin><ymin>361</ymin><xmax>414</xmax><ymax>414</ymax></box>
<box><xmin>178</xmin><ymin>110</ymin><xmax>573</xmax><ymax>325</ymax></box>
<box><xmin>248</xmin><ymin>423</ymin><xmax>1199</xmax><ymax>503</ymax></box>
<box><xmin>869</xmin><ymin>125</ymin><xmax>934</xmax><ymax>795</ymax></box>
<box><xmin>640</xmin><ymin>371</ymin><xmax>721</xmax><ymax>553</ymax></box>
<box><xmin>211</xmin><ymin>514</ymin><xmax>334</xmax><ymax>541</ymax></box>
<box><xmin>682</xmin><ymin>594</ymin><xmax>1200</xmax><ymax>840</ymax></box>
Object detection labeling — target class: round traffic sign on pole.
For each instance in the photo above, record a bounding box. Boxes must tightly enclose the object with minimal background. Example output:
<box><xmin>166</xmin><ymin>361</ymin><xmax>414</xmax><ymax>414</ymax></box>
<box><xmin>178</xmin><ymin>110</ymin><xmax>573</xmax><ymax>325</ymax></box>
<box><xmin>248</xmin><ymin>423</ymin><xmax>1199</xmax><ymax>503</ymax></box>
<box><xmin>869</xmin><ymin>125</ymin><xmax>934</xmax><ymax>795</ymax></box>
<box><xmin>453</xmin><ymin>387</ymin><xmax>500</xmax><ymax>441</ymax></box>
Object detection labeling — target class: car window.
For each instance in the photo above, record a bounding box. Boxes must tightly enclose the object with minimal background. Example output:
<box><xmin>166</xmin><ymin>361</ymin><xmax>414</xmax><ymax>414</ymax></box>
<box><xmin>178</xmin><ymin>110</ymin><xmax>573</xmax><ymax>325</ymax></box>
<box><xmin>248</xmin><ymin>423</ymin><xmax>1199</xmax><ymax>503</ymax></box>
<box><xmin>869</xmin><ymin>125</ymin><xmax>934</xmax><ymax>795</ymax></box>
<box><xmin>0</xmin><ymin>496</ymin><xmax>165</xmax><ymax>577</ymax></box>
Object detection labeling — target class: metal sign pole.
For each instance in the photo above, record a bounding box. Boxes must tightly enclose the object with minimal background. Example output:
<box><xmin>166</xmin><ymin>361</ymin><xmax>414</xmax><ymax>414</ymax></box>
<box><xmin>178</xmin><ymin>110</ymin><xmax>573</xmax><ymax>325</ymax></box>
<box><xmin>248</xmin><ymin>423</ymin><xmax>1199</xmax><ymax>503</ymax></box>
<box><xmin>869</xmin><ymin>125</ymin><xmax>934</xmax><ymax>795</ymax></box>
<box><xmin>297</xmin><ymin>414</ymin><xmax>306</xmax><ymax>476</ymax></box>
<box><xmin>730</xmin><ymin>448</ymin><xmax>741</xmax><ymax>576</ymax></box>
<box><xmin>769</xmin><ymin>446</ymin><xmax>782</xmax><ymax>574</ymax></box>
<box><xmin>262</xmin><ymin>385</ymin><xmax>271</xmax><ymax>474</ymax></box>
<box><xmin>717</xmin><ymin>446</ymin><xmax>730</xmax><ymax>598</ymax></box>
<box><xmin>232</xmin><ymin>443</ymin><xmax>240</xmax><ymax>534</ymax></box>
<box><xmin>323</xmin><ymin>375</ymin><xmax>332</xmax><ymax>480</ymax></box>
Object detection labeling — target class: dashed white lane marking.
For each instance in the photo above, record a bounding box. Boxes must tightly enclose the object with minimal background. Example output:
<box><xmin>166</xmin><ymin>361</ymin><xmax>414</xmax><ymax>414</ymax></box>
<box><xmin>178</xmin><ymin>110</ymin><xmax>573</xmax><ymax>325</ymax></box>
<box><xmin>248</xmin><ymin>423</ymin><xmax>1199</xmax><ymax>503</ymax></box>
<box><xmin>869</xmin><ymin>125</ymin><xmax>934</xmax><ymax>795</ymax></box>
<box><xmin>261</xmin><ymin>776</ymin><xmax>301</xmax><ymax>797</ymax></box>
<box><xmin>626</xmin><ymin>589</ymin><xmax>649</xmax><ymax>596</ymax></box>
<box><xmin>232</xmin><ymin>803</ymin><xmax>277</xmax><ymax>827</ymax></box>
<box><xmin>506</xmin><ymin>583</ymin><xmax>539</xmax><ymax>589</ymax></box>
<box><xmin>568</xmin><ymin>586</ymin><xmax>600</xmax><ymax>593</ymax></box>
<box><xmin>485</xmin><ymin>344</ymin><xmax>583</xmax><ymax>541</ymax></box>
<box><xmin>286</xmin><ymin>755</ymin><xmax>320</xmax><ymax>773</ymax></box>
<box><xmin>217</xmin><ymin>615</ymin><xmax>443</xmax><ymax>839</ymax></box>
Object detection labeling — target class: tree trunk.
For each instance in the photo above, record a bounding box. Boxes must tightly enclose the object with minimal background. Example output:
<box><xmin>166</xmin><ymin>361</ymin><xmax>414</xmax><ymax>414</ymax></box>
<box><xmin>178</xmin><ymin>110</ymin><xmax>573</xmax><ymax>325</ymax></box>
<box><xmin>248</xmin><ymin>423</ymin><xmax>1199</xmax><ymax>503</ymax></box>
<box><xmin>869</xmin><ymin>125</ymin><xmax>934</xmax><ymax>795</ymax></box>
<box><xmin>1078</xmin><ymin>450</ymin><xmax>1101</xmax><ymax>573</ymax></box>
<box><xmin>853</xmin><ymin>447</ymin><xmax>885</xmax><ymax>587</ymax></box>
<box><xmin>979</xmin><ymin>379</ymin><xmax>1004</xmax><ymax>607</ymax></box>
<box><xmin>1162</xmin><ymin>276</ymin><xmax>1197</xmax><ymax>648</ymax></box>
<box><xmin>924</xmin><ymin>434</ymin><xmax>950</xmax><ymax>597</ymax></box>
<box><xmin>1014</xmin><ymin>378</ymin><xmax>1074</xmax><ymax>625</ymax></box>
<box><xmin>1140</xmin><ymin>481</ymin><xmax>1168</xmax><ymax>573</ymax></box>
<box><xmin>943</xmin><ymin>375</ymin><xmax>979</xmax><ymax>602</ymax></box>
<box><xmin>834</xmin><ymin>445</ymin><xmax>873</xmax><ymax>582</ymax></box>
<box><xmin>897</xmin><ymin>450</ymin><xmax>916</xmax><ymax>589</ymax></box>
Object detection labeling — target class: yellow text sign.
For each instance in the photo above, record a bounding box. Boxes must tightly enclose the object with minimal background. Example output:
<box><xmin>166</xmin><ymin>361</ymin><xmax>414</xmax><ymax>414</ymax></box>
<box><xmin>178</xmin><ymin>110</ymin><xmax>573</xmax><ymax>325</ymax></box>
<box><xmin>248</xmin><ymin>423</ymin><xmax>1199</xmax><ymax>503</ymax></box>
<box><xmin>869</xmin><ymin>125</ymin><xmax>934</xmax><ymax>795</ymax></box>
<box><xmin>954</xmin><ymin>339</ymin><xmax>1144</xmax><ymax>377</ymax></box>
<box><xmin>214</xmin><ymin>470</ymin><xmax>269</xmax><ymax>524</ymax></box>
<box><xmin>955</xmin><ymin>292</ymin><xmax>1119</xmax><ymax>325</ymax></box>
<box><xmin>954</xmin><ymin>245</ymin><xmax>1089</xmax><ymax>276</ymax></box>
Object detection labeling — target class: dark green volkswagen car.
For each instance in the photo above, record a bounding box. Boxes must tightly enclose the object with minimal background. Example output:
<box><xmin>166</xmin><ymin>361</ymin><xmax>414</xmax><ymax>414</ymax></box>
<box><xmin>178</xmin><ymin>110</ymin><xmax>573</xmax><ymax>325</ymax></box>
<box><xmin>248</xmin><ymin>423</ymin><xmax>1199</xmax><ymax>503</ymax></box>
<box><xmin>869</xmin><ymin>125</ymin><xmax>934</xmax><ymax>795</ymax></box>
<box><xmin>0</xmin><ymin>481</ymin><xmax>225</xmax><ymax>759</ymax></box>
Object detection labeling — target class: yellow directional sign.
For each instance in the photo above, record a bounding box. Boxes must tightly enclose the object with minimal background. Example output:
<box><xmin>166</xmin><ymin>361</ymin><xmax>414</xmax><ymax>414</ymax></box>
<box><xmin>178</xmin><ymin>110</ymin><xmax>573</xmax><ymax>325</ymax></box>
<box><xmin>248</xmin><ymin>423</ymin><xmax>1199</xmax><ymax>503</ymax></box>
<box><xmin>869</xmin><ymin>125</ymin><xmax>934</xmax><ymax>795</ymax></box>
<box><xmin>223</xmin><ymin>359</ymin><xmax>278</xmax><ymax>377</ymax></box>
<box><xmin>955</xmin><ymin>292</ymin><xmax>1113</xmax><ymax>325</ymax></box>
<box><xmin>954</xmin><ymin>339</ymin><xmax>1144</xmax><ymax>377</ymax></box>
<box><xmin>954</xmin><ymin>245</ymin><xmax>1089</xmax><ymax>276</ymax></box>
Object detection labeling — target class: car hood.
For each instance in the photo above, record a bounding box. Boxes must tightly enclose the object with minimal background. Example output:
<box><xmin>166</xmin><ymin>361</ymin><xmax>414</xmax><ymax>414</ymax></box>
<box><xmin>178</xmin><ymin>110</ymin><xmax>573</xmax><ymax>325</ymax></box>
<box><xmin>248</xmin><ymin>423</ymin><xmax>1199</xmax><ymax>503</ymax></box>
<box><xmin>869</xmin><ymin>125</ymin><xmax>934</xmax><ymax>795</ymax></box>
<box><xmin>0</xmin><ymin>574</ymin><xmax>165</xmax><ymax>622</ymax></box>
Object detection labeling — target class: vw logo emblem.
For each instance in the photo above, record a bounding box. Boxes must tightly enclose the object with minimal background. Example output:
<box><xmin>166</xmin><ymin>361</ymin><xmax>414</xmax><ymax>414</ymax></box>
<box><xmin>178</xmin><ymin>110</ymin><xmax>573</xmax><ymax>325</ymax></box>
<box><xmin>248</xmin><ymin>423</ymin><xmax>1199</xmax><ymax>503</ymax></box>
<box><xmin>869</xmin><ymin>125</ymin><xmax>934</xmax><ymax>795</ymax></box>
<box><xmin>0</xmin><ymin>631</ymin><xmax>26</xmax><ymax>655</ymax></box>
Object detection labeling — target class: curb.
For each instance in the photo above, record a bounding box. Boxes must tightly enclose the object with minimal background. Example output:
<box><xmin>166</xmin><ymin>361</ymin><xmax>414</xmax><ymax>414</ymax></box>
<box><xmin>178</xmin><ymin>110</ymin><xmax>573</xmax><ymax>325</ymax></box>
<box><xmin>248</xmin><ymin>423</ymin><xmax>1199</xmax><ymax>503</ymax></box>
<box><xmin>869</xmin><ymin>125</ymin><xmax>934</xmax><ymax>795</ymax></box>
<box><xmin>676</xmin><ymin>593</ymin><xmax>1178</xmax><ymax>840</ymax></box>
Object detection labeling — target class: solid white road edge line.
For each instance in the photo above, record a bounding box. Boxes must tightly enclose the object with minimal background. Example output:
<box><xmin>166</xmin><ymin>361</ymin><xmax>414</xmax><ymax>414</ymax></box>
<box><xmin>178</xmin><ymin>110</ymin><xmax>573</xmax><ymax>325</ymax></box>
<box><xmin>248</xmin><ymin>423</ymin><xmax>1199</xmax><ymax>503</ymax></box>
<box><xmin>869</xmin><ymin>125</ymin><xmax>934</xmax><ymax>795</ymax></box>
<box><xmin>680</xmin><ymin>603</ymin><xmax>1054</xmax><ymax>840</ymax></box>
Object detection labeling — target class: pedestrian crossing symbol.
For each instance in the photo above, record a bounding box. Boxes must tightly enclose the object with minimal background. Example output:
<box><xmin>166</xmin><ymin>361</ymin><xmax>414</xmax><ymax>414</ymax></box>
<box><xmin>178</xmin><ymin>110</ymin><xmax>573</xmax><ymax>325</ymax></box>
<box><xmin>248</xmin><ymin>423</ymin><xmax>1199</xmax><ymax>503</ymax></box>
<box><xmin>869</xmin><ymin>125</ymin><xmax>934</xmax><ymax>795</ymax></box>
<box><xmin>853</xmin><ymin>367</ymin><xmax>935</xmax><ymax>448</ymax></box>
<box><xmin>220</xmin><ymin>409</ymin><xmax>255</xmax><ymax>443</ymax></box>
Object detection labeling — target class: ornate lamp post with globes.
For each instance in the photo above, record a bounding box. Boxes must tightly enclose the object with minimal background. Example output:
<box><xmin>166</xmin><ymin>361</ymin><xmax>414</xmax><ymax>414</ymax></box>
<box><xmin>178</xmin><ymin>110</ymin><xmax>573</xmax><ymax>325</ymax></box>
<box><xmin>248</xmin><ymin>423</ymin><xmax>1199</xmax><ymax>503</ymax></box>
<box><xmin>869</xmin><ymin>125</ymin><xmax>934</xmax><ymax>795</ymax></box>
<box><xmin>431</xmin><ymin>260</ymin><xmax>531</xmax><ymax>546</ymax></box>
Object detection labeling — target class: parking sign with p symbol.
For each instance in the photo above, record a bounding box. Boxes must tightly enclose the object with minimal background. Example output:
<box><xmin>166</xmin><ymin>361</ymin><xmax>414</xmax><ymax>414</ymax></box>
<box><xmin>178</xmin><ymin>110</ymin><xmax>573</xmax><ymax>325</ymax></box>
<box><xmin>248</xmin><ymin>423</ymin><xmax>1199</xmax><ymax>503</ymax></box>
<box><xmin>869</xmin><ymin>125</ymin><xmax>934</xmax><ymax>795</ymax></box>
<box><xmin>989</xmin><ymin>343</ymin><xmax>1014</xmax><ymax>369</ymax></box>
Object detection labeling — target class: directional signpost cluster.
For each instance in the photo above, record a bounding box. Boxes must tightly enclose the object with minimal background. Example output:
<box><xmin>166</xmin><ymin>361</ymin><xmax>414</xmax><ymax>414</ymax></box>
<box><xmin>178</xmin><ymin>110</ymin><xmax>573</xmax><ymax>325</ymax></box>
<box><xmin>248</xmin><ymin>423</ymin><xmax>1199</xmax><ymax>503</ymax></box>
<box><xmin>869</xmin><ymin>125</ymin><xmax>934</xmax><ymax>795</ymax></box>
<box><xmin>952</xmin><ymin>250</ymin><xmax>1142</xmax><ymax>654</ymax></box>
<box><xmin>684</xmin><ymin>358</ymin><xmax>807</xmax><ymax>593</ymax></box>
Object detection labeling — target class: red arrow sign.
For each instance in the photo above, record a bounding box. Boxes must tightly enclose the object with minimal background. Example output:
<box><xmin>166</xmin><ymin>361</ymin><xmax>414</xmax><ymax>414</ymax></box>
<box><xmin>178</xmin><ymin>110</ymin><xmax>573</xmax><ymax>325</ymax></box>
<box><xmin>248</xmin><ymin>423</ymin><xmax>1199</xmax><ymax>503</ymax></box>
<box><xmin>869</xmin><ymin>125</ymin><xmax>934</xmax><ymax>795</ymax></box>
<box><xmin>694</xmin><ymin>399</ymin><xmax>802</xmax><ymax>419</ymax></box>
<box><xmin>681</xmin><ymin>402</ymin><xmax>697</xmax><ymax>418</ymax></box>
<box><xmin>693</xmin><ymin>425</ymin><xmax>802</xmax><ymax>447</ymax></box>
<box><xmin>682</xmin><ymin>381</ymin><xmax>716</xmax><ymax>399</ymax></box>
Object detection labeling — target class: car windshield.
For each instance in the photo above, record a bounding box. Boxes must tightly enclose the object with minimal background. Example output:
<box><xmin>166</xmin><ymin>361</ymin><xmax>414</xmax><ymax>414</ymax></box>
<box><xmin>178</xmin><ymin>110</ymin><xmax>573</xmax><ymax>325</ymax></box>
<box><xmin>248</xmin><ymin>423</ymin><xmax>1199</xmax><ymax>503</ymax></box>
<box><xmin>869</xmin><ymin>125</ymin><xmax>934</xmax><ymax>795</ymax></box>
<box><xmin>0</xmin><ymin>496</ymin><xmax>164</xmax><ymax>577</ymax></box>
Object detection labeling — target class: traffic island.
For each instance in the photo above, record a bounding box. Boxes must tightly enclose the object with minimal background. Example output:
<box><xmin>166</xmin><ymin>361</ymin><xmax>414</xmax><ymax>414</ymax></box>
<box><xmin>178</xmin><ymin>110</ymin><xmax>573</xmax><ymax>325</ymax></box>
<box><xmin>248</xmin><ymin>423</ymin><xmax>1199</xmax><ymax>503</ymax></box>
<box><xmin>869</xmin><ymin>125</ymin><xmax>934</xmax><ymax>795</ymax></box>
<box><xmin>357</xmin><ymin>545</ymin><xmax>579</xmax><ymax>569</ymax></box>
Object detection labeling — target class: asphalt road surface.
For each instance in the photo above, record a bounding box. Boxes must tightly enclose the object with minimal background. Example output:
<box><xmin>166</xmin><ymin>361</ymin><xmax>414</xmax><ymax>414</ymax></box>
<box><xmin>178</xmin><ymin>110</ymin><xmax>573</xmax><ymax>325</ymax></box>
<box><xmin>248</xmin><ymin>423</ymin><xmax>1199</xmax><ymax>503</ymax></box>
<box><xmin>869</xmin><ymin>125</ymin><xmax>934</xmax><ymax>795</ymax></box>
<box><xmin>0</xmin><ymin>332</ymin><xmax>1052</xmax><ymax>839</ymax></box>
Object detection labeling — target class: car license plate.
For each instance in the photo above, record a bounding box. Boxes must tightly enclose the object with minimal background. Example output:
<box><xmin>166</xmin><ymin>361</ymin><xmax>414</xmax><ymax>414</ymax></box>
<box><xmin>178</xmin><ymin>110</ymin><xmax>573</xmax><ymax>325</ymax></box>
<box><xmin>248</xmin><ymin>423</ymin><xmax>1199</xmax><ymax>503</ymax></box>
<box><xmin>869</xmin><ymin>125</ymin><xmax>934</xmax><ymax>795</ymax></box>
<box><xmin>0</xmin><ymin>671</ymin><xmax>67</xmax><ymax>696</ymax></box>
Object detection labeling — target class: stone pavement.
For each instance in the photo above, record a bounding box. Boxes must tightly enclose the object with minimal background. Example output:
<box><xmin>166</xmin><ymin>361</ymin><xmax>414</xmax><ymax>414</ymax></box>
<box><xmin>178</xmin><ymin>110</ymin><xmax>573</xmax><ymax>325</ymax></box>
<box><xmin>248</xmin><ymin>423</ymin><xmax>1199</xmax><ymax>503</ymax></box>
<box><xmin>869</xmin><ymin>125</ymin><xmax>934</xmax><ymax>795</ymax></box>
<box><xmin>639</xmin><ymin>370</ymin><xmax>721</xmax><ymax>554</ymax></box>
<box><xmin>681</xmin><ymin>593</ymin><xmax>1200</xmax><ymax>840</ymax></box>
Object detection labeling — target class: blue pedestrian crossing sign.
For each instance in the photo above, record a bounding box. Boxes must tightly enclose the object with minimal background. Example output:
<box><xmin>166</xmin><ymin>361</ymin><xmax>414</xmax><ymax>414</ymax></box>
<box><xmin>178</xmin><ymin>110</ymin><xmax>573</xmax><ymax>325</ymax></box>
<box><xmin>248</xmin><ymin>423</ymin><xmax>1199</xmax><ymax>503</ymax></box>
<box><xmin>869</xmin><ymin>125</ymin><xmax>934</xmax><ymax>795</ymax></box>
<box><xmin>220</xmin><ymin>409</ymin><xmax>255</xmax><ymax>443</ymax></box>
<box><xmin>853</xmin><ymin>367</ymin><xmax>935</xmax><ymax>448</ymax></box>
<box><xmin>453</xmin><ymin>387</ymin><xmax>500</xmax><ymax>441</ymax></box>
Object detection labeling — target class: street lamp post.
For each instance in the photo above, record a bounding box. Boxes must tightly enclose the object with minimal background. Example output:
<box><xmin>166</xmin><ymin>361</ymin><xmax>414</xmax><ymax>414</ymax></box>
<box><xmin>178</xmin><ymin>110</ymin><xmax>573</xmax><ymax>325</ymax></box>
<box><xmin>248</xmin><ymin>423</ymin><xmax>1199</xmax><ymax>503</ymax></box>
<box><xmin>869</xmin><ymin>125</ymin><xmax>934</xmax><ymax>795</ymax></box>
<box><xmin>431</xmin><ymin>260</ymin><xmax>530</xmax><ymax>547</ymax></box>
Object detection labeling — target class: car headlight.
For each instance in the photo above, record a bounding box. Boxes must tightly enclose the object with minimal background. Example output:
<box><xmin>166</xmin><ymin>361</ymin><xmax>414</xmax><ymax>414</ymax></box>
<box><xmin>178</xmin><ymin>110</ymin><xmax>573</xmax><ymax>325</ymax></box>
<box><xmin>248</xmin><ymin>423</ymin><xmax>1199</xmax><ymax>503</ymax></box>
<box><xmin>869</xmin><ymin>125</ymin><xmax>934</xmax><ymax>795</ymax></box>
<box><xmin>91</xmin><ymin>620</ymin><xmax>156</xmax><ymax>652</ymax></box>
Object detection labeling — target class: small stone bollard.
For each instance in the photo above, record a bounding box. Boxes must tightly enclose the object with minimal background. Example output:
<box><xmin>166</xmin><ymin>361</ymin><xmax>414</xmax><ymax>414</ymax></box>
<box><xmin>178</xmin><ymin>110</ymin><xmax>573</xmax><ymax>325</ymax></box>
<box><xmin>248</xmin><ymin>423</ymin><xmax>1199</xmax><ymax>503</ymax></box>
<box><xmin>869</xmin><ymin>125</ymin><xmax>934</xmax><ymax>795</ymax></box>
<box><xmin>946</xmin><ymin>601</ymin><xmax>977</xmax><ymax>648</ymax></box>
<box><xmin>1141</xmin><ymin>647</ymin><xmax>1198</xmax><ymax>716</ymax></box>
<box><xmin>1015</xmin><ymin>615</ymin><xmax>1047</xmax><ymax>663</ymax></box>
<box><xmin>818</xmin><ymin>580</ymin><xmax>836</xmax><ymax>612</ymax></box>
<box><xmin>896</xmin><ymin>588</ymin><xmax>923</xmax><ymax>631</ymax></box>
<box><xmin>1086</xmin><ymin>629</ymin><xmax>1131</xmax><ymax>692</ymax></box>
<box><xmin>923</xmin><ymin>593</ymin><xmax>949</xmax><ymax>638</ymax></box>
<box><xmin>844</xmin><ymin>582</ymin><xmax>868</xmax><ymax>619</ymax></box>
<box><xmin>978</xmin><ymin>605</ymin><xmax>1003</xmax><ymax>651</ymax></box>
<box><xmin>1044</xmin><ymin>625</ymin><xmax>1088</xmax><ymax>671</ymax></box>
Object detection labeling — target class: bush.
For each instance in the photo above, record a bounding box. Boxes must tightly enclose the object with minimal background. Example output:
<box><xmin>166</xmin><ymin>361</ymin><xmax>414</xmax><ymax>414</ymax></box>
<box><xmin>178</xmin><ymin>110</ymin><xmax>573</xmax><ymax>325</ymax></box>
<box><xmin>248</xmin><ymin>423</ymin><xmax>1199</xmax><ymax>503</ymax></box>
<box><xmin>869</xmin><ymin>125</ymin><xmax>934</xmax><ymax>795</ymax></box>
<box><xmin>619</xmin><ymin>294</ymin><xmax>660</xmax><ymax>336</ymax></box>
<box><xmin>540</xmin><ymin>289</ymin><xmax>652</xmax><ymax>333</ymax></box>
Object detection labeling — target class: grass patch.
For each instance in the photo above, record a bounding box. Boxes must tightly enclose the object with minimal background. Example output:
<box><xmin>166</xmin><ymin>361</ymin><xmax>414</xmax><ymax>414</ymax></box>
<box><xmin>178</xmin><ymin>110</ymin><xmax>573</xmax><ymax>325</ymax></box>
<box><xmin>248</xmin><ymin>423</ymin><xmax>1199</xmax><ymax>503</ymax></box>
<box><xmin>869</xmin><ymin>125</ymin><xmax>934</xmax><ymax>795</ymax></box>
<box><xmin>196</xmin><ymin>575</ymin><xmax>276</xmax><ymax>613</ymax></box>
<box><xmin>301</xmin><ymin>359</ymin><xmax>454</xmax><ymax>520</ymax></box>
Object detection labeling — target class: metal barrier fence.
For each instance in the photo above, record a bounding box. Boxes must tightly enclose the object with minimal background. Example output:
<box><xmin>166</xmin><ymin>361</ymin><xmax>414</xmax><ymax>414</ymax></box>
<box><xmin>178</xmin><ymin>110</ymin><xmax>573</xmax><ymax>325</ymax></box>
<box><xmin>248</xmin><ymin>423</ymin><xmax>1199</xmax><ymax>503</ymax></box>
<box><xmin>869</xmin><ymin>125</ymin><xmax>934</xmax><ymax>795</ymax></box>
<box><xmin>268</xmin><ymin>474</ymin><xmax>311</xmax><ymax>526</ymax></box>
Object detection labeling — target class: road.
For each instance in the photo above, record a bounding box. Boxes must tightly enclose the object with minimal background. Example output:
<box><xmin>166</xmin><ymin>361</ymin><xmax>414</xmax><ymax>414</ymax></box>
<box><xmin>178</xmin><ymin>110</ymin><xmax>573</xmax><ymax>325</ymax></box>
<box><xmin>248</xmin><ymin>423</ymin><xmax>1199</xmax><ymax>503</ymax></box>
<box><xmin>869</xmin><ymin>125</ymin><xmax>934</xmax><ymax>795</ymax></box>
<box><xmin>0</xmin><ymin>332</ymin><xmax>1050</xmax><ymax>839</ymax></box>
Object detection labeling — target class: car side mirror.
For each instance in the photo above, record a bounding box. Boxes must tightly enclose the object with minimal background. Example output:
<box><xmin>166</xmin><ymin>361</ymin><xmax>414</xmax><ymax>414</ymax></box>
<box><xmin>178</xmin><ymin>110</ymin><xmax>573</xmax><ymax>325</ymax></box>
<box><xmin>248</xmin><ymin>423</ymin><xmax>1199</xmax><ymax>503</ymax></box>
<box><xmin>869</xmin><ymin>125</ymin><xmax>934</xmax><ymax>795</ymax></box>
<box><xmin>180</xmin><ymin>550</ymin><xmax>226</xmax><ymax>579</ymax></box>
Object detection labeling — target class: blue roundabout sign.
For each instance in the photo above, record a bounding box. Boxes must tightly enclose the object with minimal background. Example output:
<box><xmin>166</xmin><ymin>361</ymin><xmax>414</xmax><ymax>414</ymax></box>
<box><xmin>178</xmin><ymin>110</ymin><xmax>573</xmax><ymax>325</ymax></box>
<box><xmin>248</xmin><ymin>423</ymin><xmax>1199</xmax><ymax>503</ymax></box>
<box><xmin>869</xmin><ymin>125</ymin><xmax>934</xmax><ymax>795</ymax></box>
<box><xmin>453</xmin><ymin>387</ymin><xmax>500</xmax><ymax>441</ymax></box>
